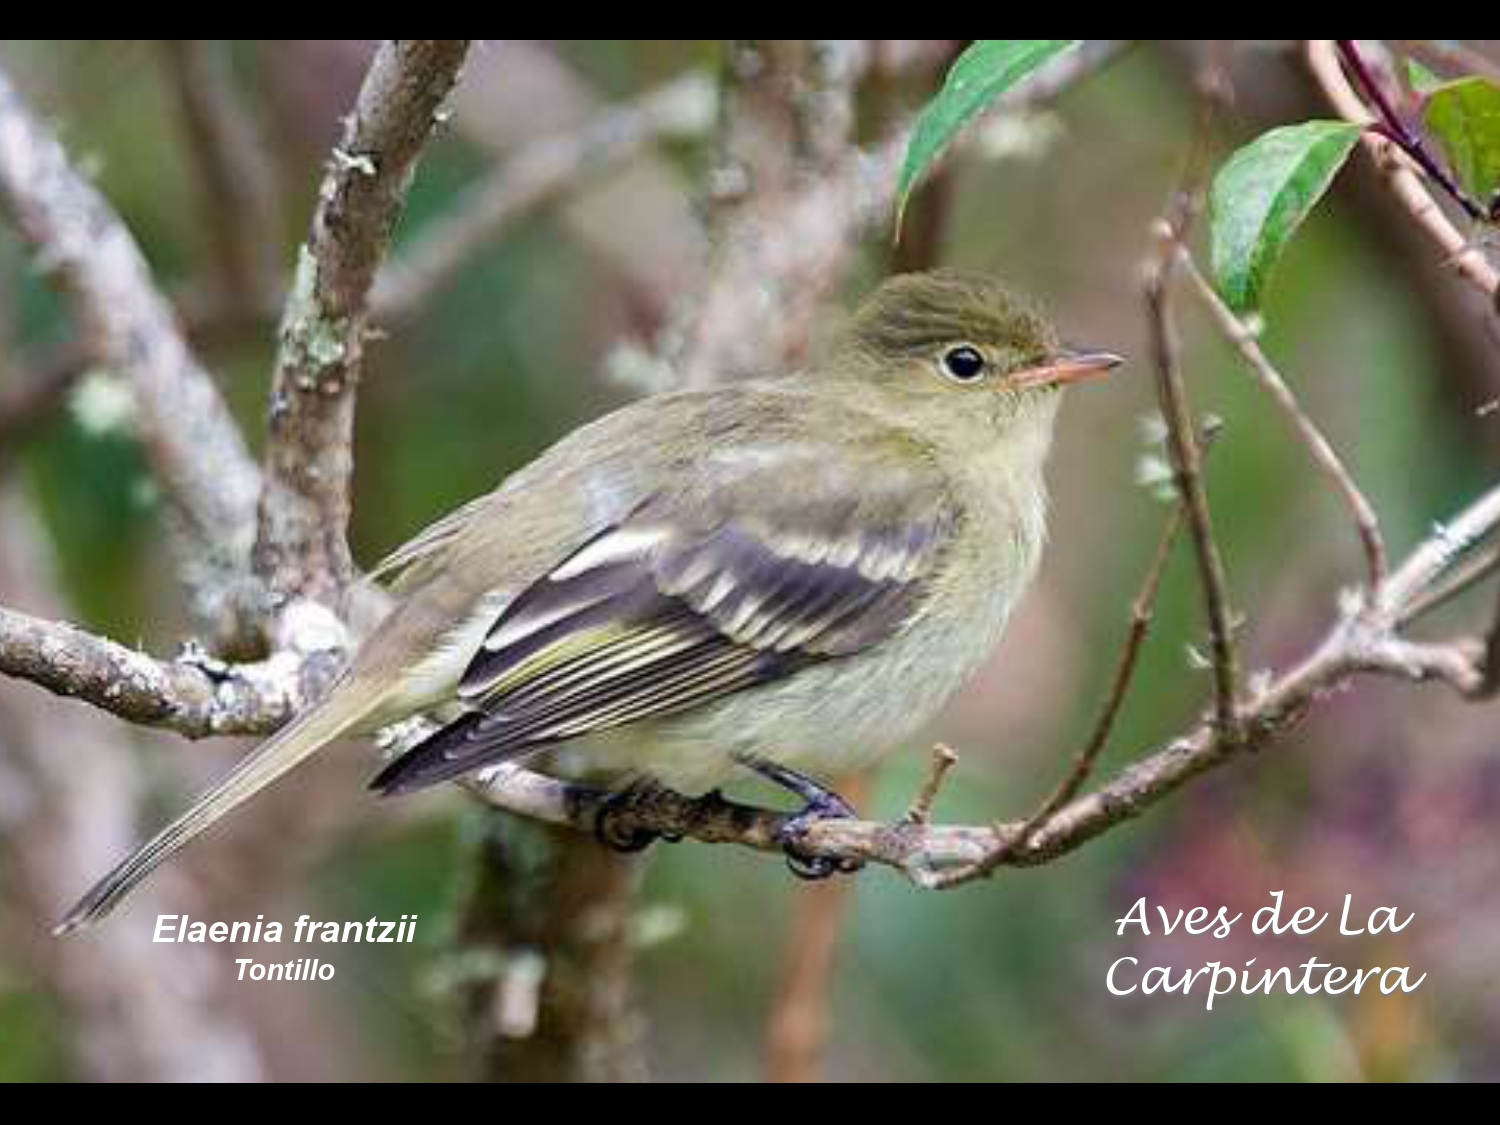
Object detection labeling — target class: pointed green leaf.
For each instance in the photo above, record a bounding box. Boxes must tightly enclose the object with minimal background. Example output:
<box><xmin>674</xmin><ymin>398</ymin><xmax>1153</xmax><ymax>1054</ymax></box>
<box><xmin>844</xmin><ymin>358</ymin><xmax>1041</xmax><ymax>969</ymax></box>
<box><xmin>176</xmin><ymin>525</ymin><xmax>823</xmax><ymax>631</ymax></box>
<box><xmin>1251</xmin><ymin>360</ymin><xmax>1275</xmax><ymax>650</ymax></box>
<box><xmin>897</xmin><ymin>40</ymin><xmax>1081</xmax><ymax>227</ymax></box>
<box><xmin>1210</xmin><ymin>121</ymin><xmax>1363</xmax><ymax>314</ymax></box>
<box><xmin>1425</xmin><ymin>76</ymin><xmax>1500</xmax><ymax>202</ymax></box>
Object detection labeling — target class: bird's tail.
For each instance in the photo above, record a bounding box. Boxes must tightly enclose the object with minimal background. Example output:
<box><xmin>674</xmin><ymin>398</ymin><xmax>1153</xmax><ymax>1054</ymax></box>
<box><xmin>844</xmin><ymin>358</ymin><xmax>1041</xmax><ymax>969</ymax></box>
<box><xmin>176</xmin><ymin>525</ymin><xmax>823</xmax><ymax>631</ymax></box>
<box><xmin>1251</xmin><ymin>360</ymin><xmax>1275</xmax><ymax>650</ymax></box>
<box><xmin>55</xmin><ymin>687</ymin><xmax>378</xmax><ymax>935</ymax></box>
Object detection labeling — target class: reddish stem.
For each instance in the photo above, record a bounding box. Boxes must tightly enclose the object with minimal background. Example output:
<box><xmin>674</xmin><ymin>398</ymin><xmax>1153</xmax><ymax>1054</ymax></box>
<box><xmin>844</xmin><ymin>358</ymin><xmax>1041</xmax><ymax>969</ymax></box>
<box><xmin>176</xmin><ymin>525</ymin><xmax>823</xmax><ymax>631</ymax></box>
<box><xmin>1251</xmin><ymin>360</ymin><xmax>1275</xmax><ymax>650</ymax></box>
<box><xmin>1335</xmin><ymin>39</ymin><xmax>1487</xmax><ymax>223</ymax></box>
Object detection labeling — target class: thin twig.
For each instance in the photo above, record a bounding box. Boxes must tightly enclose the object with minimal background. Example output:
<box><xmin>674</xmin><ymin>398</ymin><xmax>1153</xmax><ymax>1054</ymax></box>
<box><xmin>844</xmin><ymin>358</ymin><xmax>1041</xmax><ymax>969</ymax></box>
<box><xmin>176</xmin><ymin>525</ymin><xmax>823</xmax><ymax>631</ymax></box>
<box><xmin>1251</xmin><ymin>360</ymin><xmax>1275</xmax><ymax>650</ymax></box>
<box><xmin>157</xmin><ymin>40</ymin><xmax>283</xmax><ymax>311</ymax></box>
<box><xmin>946</xmin><ymin>498</ymin><xmax>1187</xmax><ymax>885</ymax></box>
<box><xmin>1309</xmin><ymin>40</ymin><xmax>1500</xmax><ymax>303</ymax></box>
<box><xmin>1133</xmin><ymin>63</ymin><xmax>1245</xmax><ymax>743</ymax></box>
<box><xmin>1399</xmin><ymin>543</ymin><xmax>1500</xmax><ymax>627</ymax></box>
<box><xmin>1333</xmin><ymin>39</ymin><xmax>1487</xmax><ymax>222</ymax></box>
<box><xmin>1144</xmin><ymin>226</ymin><xmax>1244</xmax><ymax>744</ymax></box>
<box><xmin>6</xmin><ymin>598</ymin><xmax>1484</xmax><ymax>888</ymax></box>
<box><xmin>1043</xmin><ymin>506</ymin><xmax>1187</xmax><ymax>798</ymax></box>
<box><xmin>1179</xmin><ymin>253</ymin><xmax>1389</xmax><ymax>588</ymax></box>
<box><xmin>1379</xmin><ymin>483</ymin><xmax>1500</xmax><ymax>619</ymax></box>
<box><xmin>373</xmin><ymin>72</ymin><xmax>714</xmax><ymax>324</ymax></box>
<box><xmin>905</xmin><ymin>745</ymin><xmax>961</xmax><ymax>826</ymax></box>
<box><xmin>255</xmin><ymin>40</ymin><xmax>471</xmax><ymax>611</ymax></box>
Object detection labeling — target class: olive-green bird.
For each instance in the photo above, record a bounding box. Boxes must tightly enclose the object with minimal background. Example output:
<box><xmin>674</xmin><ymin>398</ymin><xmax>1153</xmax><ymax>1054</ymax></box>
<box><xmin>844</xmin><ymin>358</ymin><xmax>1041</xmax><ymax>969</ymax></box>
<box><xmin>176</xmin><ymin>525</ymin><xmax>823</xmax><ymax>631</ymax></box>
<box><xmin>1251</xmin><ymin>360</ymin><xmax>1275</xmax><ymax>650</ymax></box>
<box><xmin>59</xmin><ymin>270</ymin><xmax>1120</xmax><ymax>933</ymax></box>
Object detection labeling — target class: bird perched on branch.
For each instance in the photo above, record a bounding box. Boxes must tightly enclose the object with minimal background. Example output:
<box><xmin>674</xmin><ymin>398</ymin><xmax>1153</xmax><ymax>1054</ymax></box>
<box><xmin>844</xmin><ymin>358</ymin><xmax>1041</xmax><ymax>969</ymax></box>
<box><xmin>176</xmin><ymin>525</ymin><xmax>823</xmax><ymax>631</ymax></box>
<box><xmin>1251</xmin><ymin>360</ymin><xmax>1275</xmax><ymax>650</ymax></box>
<box><xmin>59</xmin><ymin>270</ymin><xmax>1121</xmax><ymax>933</ymax></box>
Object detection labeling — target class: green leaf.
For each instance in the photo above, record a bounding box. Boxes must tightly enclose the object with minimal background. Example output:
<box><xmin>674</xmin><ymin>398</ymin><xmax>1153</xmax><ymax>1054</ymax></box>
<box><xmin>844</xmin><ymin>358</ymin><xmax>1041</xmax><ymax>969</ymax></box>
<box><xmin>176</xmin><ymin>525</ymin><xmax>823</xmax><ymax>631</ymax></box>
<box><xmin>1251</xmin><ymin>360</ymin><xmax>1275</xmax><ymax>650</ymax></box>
<box><xmin>1210</xmin><ymin>121</ymin><xmax>1363</xmax><ymax>314</ymax></box>
<box><xmin>897</xmin><ymin>40</ymin><xmax>1081</xmax><ymax>227</ymax></box>
<box><xmin>1425</xmin><ymin>77</ymin><xmax>1500</xmax><ymax>202</ymax></box>
<box><xmin>1407</xmin><ymin>59</ymin><xmax>1445</xmax><ymax>98</ymax></box>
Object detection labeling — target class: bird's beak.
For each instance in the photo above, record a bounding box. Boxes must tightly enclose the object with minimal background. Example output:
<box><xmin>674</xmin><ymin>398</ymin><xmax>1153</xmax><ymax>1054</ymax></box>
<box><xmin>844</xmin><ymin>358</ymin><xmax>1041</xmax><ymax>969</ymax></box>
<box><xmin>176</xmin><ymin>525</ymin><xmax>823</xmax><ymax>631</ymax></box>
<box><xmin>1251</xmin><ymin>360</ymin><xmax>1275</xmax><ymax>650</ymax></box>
<box><xmin>1011</xmin><ymin>349</ymin><xmax>1125</xmax><ymax>391</ymax></box>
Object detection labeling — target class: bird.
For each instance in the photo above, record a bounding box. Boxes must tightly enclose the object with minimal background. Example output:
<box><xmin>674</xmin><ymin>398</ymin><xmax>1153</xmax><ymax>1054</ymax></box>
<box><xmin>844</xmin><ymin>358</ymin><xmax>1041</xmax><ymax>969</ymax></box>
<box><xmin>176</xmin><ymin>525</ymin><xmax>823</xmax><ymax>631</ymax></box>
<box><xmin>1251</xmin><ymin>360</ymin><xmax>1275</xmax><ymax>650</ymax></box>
<box><xmin>57</xmin><ymin>269</ymin><xmax>1121</xmax><ymax>933</ymax></box>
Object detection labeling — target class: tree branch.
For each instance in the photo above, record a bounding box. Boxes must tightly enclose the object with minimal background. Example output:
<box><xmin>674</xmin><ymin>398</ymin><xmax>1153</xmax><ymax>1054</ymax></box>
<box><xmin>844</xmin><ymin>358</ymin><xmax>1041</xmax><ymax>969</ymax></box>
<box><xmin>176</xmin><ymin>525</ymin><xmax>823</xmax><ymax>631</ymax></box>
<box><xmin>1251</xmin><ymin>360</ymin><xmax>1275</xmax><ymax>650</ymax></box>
<box><xmin>1144</xmin><ymin>224</ymin><xmax>1245</xmax><ymax>744</ymax></box>
<box><xmin>0</xmin><ymin>66</ymin><xmax>262</xmax><ymax>625</ymax></box>
<box><xmin>0</xmin><ymin>603</ymin><xmax>303</xmax><ymax>740</ymax></box>
<box><xmin>1400</xmin><ymin>543</ymin><xmax>1500</xmax><ymax>627</ymax></box>
<box><xmin>904</xmin><ymin>744</ymin><xmax>962</xmax><ymax>826</ymax></box>
<box><xmin>1380</xmin><ymin>483</ymin><xmax>1500</xmax><ymax>618</ymax></box>
<box><xmin>1332</xmin><ymin>39</ymin><xmax>1487</xmax><ymax>222</ymax></box>
<box><xmin>254</xmin><ymin>40</ymin><xmax>471</xmax><ymax>611</ymax></box>
<box><xmin>158</xmin><ymin>39</ymin><xmax>283</xmax><ymax>311</ymax></box>
<box><xmin>1178</xmin><ymin>252</ymin><xmax>1389</xmax><ymax>587</ymax></box>
<box><xmin>468</xmin><ymin>536</ymin><xmax>1492</xmax><ymax>890</ymax></box>
<box><xmin>1309</xmin><ymin>40</ymin><xmax>1500</xmax><ymax>304</ymax></box>
<box><xmin>957</xmin><ymin>496</ymin><xmax>1188</xmax><ymax>883</ymax></box>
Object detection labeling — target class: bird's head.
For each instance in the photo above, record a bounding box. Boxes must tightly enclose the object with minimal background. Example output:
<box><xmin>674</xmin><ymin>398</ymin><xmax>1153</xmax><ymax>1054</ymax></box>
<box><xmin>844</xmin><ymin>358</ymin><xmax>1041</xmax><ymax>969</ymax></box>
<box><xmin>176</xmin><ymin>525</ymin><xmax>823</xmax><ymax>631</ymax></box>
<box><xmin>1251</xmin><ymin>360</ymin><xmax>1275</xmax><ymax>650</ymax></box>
<box><xmin>828</xmin><ymin>270</ymin><xmax>1122</xmax><ymax>439</ymax></box>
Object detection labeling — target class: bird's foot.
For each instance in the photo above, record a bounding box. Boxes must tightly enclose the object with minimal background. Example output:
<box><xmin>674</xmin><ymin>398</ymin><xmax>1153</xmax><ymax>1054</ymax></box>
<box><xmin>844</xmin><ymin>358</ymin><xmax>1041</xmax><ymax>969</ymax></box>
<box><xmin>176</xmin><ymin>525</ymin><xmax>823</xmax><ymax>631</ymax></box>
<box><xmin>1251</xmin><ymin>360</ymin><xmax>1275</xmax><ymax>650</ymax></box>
<box><xmin>736</xmin><ymin>757</ymin><xmax>865</xmax><ymax>882</ymax></box>
<box><xmin>593</xmin><ymin>782</ymin><xmax>686</xmax><ymax>855</ymax></box>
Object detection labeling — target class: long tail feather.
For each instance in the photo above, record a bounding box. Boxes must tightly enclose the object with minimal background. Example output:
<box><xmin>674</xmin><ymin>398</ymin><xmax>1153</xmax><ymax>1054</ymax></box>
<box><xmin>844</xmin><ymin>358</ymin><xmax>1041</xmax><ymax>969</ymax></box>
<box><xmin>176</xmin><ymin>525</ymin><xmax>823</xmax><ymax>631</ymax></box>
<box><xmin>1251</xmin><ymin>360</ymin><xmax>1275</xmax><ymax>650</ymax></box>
<box><xmin>370</xmin><ymin>712</ymin><xmax>534</xmax><ymax>797</ymax></box>
<box><xmin>55</xmin><ymin>690</ymin><xmax>376</xmax><ymax>935</ymax></box>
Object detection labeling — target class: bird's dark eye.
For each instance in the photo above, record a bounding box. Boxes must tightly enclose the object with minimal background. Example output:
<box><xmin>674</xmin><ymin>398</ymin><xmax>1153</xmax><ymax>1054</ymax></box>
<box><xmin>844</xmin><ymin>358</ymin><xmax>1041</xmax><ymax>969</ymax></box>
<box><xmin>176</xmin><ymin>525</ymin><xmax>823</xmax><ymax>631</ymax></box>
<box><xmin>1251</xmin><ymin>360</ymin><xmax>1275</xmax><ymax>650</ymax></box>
<box><xmin>941</xmin><ymin>346</ymin><xmax>987</xmax><ymax>384</ymax></box>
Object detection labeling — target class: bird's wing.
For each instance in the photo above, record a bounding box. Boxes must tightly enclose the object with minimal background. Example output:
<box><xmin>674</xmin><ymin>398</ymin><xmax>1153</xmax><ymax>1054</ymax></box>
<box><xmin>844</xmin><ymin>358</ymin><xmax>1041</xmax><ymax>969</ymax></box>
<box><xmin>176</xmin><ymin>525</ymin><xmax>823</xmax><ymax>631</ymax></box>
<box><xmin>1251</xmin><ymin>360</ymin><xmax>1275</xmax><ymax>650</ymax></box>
<box><xmin>371</xmin><ymin>441</ymin><xmax>957</xmax><ymax>794</ymax></box>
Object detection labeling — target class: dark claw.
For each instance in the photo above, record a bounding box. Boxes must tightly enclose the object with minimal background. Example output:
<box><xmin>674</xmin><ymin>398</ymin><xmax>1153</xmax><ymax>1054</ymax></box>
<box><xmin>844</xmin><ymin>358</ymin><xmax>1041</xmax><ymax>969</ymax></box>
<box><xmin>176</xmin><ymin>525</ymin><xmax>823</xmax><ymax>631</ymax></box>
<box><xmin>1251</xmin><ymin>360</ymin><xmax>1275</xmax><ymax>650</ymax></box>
<box><xmin>784</xmin><ymin>847</ymin><xmax>861</xmax><ymax>882</ymax></box>
<box><xmin>780</xmin><ymin>820</ymin><xmax>866</xmax><ymax>882</ymax></box>
<box><xmin>736</xmin><ymin>757</ymin><xmax>866</xmax><ymax>882</ymax></box>
<box><xmin>785</xmin><ymin>849</ymin><xmax>836</xmax><ymax>882</ymax></box>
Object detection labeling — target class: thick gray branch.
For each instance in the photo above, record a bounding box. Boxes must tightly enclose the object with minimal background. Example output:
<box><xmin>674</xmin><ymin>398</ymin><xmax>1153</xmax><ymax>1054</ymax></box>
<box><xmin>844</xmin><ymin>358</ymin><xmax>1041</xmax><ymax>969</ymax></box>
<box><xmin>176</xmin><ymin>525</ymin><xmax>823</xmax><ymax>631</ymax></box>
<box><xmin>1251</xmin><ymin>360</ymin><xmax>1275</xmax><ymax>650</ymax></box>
<box><xmin>0</xmin><ymin>66</ymin><xmax>262</xmax><ymax>620</ymax></box>
<box><xmin>0</xmin><ymin>604</ymin><xmax>299</xmax><ymax>740</ymax></box>
<box><xmin>255</xmin><ymin>40</ymin><xmax>471</xmax><ymax>609</ymax></box>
